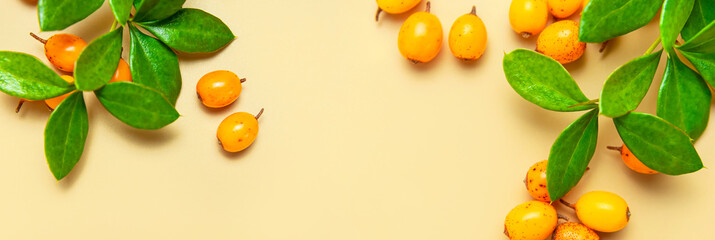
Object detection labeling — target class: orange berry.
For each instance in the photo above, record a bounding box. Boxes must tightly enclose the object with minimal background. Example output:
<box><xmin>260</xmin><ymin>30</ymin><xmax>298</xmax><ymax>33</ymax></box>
<box><xmin>375</xmin><ymin>0</ymin><xmax>421</xmax><ymax>21</ymax></box>
<box><xmin>397</xmin><ymin>1</ymin><xmax>443</xmax><ymax>63</ymax></box>
<box><xmin>45</xmin><ymin>75</ymin><xmax>76</xmax><ymax>111</ymax></box>
<box><xmin>509</xmin><ymin>0</ymin><xmax>549</xmax><ymax>38</ymax></box>
<box><xmin>31</xmin><ymin>32</ymin><xmax>87</xmax><ymax>72</ymax></box>
<box><xmin>536</xmin><ymin>20</ymin><xmax>586</xmax><ymax>64</ymax></box>
<box><xmin>609</xmin><ymin>145</ymin><xmax>658</xmax><ymax>174</ymax></box>
<box><xmin>109</xmin><ymin>59</ymin><xmax>132</xmax><ymax>83</ymax></box>
<box><xmin>552</xmin><ymin>222</ymin><xmax>600</xmax><ymax>240</ymax></box>
<box><xmin>525</xmin><ymin>160</ymin><xmax>550</xmax><ymax>202</ymax></box>
<box><xmin>217</xmin><ymin>109</ymin><xmax>263</xmax><ymax>153</ymax></box>
<box><xmin>196</xmin><ymin>70</ymin><xmax>245</xmax><ymax>108</ymax></box>
<box><xmin>448</xmin><ymin>6</ymin><xmax>488</xmax><ymax>61</ymax></box>
<box><xmin>504</xmin><ymin>201</ymin><xmax>558</xmax><ymax>240</ymax></box>
<box><xmin>548</xmin><ymin>0</ymin><xmax>582</xmax><ymax>19</ymax></box>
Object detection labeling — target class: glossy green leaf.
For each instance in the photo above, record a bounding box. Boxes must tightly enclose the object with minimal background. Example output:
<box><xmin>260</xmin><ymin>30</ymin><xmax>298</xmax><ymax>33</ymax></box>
<box><xmin>138</xmin><ymin>8</ymin><xmax>235</xmax><ymax>53</ymax></box>
<box><xmin>660</xmin><ymin>0</ymin><xmax>695</xmax><ymax>52</ymax></box>
<box><xmin>38</xmin><ymin>0</ymin><xmax>104</xmax><ymax>31</ymax></box>
<box><xmin>503</xmin><ymin>49</ymin><xmax>595</xmax><ymax>112</ymax></box>
<box><xmin>614</xmin><ymin>112</ymin><xmax>703</xmax><ymax>175</ymax></box>
<box><xmin>680</xmin><ymin>50</ymin><xmax>715</xmax><ymax>86</ymax></box>
<box><xmin>129</xmin><ymin>25</ymin><xmax>182</xmax><ymax>105</ymax></box>
<box><xmin>0</xmin><ymin>51</ymin><xmax>74</xmax><ymax>100</ymax></box>
<box><xmin>579</xmin><ymin>0</ymin><xmax>663</xmax><ymax>43</ymax></box>
<box><xmin>599</xmin><ymin>50</ymin><xmax>662</xmax><ymax>117</ymax></box>
<box><xmin>133</xmin><ymin>0</ymin><xmax>185</xmax><ymax>23</ymax></box>
<box><xmin>95</xmin><ymin>82</ymin><xmax>179</xmax><ymax>130</ymax></box>
<box><xmin>657</xmin><ymin>56</ymin><xmax>711</xmax><ymax>140</ymax></box>
<box><xmin>678</xmin><ymin>21</ymin><xmax>715</xmax><ymax>54</ymax></box>
<box><xmin>547</xmin><ymin>109</ymin><xmax>599</xmax><ymax>201</ymax></box>
<box><xmin>682</xmin><ymin>0</ymin><xmax>715</xmax><ymax>41</ymax></box>
<box><xmin>109</xmin><ymin>0</ymin><xmax>132</xmax><ymax>25</ymax></box>
<box><xmin>44</xmin><ymin>92</ymin><xmax>88</xmax><ymax>180</ymax></box>
<box><xmin>75</xmin><ymin>27</ymin><xmax>124</xmax><ymax>91</ymax></box>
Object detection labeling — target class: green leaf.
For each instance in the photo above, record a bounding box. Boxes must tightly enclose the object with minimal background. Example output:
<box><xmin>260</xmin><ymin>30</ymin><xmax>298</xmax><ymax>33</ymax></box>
<box><xmin>129</xmin><ymin>25</ymin><xmax>182</xmax><ymax>105</ymax></box>
<box><xmin>75</xmin><ymin>27</ymin><xmax>124</xmax><ymax>91</ymax></box>
<box><xmin>677</xmin><ymin>21</ymin><xmax>715</xmax><ymax>54</ymax></box>
<box><xmin>657</xmin><ymin>56</ymin><xmax>711</xmax><ymax>141</ymax></box>
<box><xmin>547</xmin><ymin>109</ymin><xmax>599</xmax><ymax>201</ymax></box>
<box><xmin>0</xmin><ymin>51</ymin><xmax>74</xmax><ymax>100</ymax></box>
<box><xmin>579</xmin><ymin>0</ymin><xmax>663</xmax><ymax>43</ymax></box>
<box><xmin>38</xmin><ymin>0</ymin><xmax>104</xmax><ymax>31</ymax></box>
<box><xmin>599</xmin><ymin>50</ymin><xmax>663</xmax><ymax>117</ymax></box>
<box><xmin>680</xmin><ymin>50</ymin><xmax>715</xmax><ymax>86</ymax></box>
<box><xmin>95</xmin><ymin>82</ymin><xmax>179</xmax><ymax>130</ymax></box>
<box><xmin>137</xmin><ymin>8</ymin><xmax>235</xmax><ymax>53</ymax></box>
<box><xmin>682</xmin><ymin>0</ymin><xmax>715</xmax><ymax>41</ymax></box>
<box><xmin>133</xmin><ymin>0</ymin><xmax>185</xmax><ymax>23</ymax></box>
<box><xmin>503</xmin><ymin>49</ymin><xmax>595</xmax><ymax>112</ymax></box>
<box><xmin>614</xmin><ymin>112</ymin><xmax>704</xmax><ymax>175</ymax></box>
<box><xmin>109</xmin><ymin>0</ymin><xmax>132</xmax><ymax>25</ymax></box>
<box><xmin>660</xmin><ymin>0</ymin><xmax>695</xmax><ymax>52</ymax></box>
<box><xmin>44</xmin><ymin>92</ymin><xmax>88</xmax><ymax>180</ymax></box>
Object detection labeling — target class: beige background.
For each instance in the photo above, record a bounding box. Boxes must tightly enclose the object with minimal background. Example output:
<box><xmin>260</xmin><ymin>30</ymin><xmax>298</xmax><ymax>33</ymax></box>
<box><xmin>1</xmin><ymin>0</ymin><xmax>713</xmax><ymax>239</ymax></box>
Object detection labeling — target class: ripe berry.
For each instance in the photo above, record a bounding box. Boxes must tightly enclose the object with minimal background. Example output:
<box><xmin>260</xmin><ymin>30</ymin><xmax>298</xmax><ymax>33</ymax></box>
<box><xmin>196</xmin><ymin>70</ymin><xmax>245</xmax><ymax>108</ymax></box>
<box><xmin>375</xmin><ymin>0</ymin><xmax>421</xmax><ymax>21</ymax></box>
<box><xmin>448</xmin><ymin>6</ymin><xmax>488</xmax><ymax>61</ymax></box>
<box><xmin>525</xmin><ymin>160</ymin><xmax>550</xmax><ymax>202</ymax></box>
<box><xmin>509</xmin><ymin>0</ymin><xmax>549</xmax><ymax>38</ymax></box>
<box><xmin>504</xmin><ymin>201</ymin><xmax>558</xmax><ymax>240</ymax></box>
<box><xmin>30</xmin><ymin>32</ymin><xmax>87</xmax><ymax>72</ymax></box>
<box><xmin>536</xmin><ymin>20</ymin><xmax>586</xmax><ymax>64</ymax></box>
<box><xmin>397</xmin><ymin>1</ymin><xmax>443</xmax><ymax>64</ymax></box>
<box><xmin>548</xmin><ymin>0</ymin><xmax>582</xmax><ymax>19</ymax></box>
<box><xmin>45</xmin><ymin>75</ymin><xmax>76</xmax><ymax>111</ymax></box>
<box><xmin>217</xmin><ymin>108</ymin><xmax>263</xmax><ymax>153</ymax></box>
<box><xmin>552</xmin><ymin>222</ymin><xmax>600</xmax><ymax>240</ymax></box>
<box><xmin>562</xmin><ymin>191</ymin><xmax>630</xmax><ymax>233</ymax></box>
<box><xmin>608</xmin><ymin>145</ymin><xmax>658</xmax><ymax>174</ymax></box>
<box><xmin>108</xmin><ymin>59</ymin><xmax>132</xmax><ymax>83</ymax></box>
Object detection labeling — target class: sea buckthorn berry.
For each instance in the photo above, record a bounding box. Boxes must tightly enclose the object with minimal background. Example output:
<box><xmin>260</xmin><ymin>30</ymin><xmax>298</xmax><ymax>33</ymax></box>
<box><xmin>608</xmin><ymin>145</ymin><xmax>658</xmax><ymax>174</ymax></box>
<box><xmin>548</xmin><ymin>0</ymin><xmax>582</xmax><ymax>19</ymax></box>
<box><xmin>448</xmin><ymin>6</ymin><xmax>488</xmax><ymax>61</ymax></box>
<box><xmin>45</xmin><ymin>75</ymin><xmax>76</xmax><ymax>111</ymax></box>
<box><xmin>509</xmin><ymin>0</ymin><xmax>548</xmax><ymax>38</ymax></box>
<box><xmin>525</xmin><ymin>160</ymin><xmax>550</xmax><ymax>202</ymax></box>
<box><xmin>217</xmin><ymin>108</ymin><xmax>263</xmax><ymax>153</ymax></box>
<box><xmin>536</xmin><ymin>20</ymin><xmax>586</xmax><ymax>64</ymax></box>
<box><xmin>109</xmin><ymin>59</ymin><xmax>132</xmax><ymax>83</ymax></box>
<box><xmin>397</xmin><ymin>1</ymin><xmax>443</xmax><ymax>64</ymax></box>
<box><xmin>375</xmin><ymin>0</ymin><xmax>421</xmax><ymax>21</ymax></box>
<box><xmin>196</xmin><ymin>70</ymin><xmax>245</xmax><ymax>108</ymax></box>
<box><xmin>564</xmin><ymin>191</ymin><xmax>630</xmax><ymax>233</ymax></box>
<box><xmin>504</xmin><ymin>201</ymin><xmax>558</xmax><ymax>240</ymax></box>
<box><xmin>30</xmin><ymin>32</ymin><xmax>87</xmax><ymax>72</ymax></box>
<box><xmin>552</xmin><ymin>222</ymin><xmax>600</xmax><ymax>240</ymax></box>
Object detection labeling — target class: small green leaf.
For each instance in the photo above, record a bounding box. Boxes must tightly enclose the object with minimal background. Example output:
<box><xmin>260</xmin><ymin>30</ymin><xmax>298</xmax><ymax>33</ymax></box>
<box><xmin>599</xmin><ymin>50</ymin><xmax>662</xmax><ymax>118</ymax></box>
<box><xmin>138</xmin><ymin>8</ymin><xmax>235</xmax><ymax>53</ymax></box>
<box><xmin>579</xmin><ymin>0</ymin><xmax>663</xmax><ymax>43</ymax></box>
<box><xmin>109</xmin><ymin>0</ymin><xmax>133</xmax><ymax>25</ymax></box>
<box><xmin>503</xmin><ymin>49</ymin><xmax>594</xmax><ymax>112</ymax></box>
<box><xmin>38</xmin><ymin>0</ymin><xmax>104</xmax><ymax>31</ymax></box>
<box><xmin>75</xmin><ymin>27</ymin><xmax>124</xmax><ymax>91</ymax></box>
<box><xmin>44</xmin><ymin>92</ymin><xmax>88</xmax><ymax>180</ymax></box>
<box><xmin>682</xmin><ymin>0</ymin><xmax>715</xmax><ymax>41</ymax></box>
<box><xmin>680</xmin><ymin>50</ymin><xmax>715</xmax><ymax>86</ymax></box>
<box><xmin>129</xmin><ymin>25</ymin><xmax>182</xmax><ymax>105</ymax></box>
<box><xmin>95</xmin><ymin>82</ymin><xmax>179</xmax><ymax>130</ymax></box>
<box><xmin>657</xmin><ymin>56</ymin><xmax>711</xmax><ymax>141</ymax></box>
<box><xmin>660</xmin><ymin>0</ymin><xmax>695</xmax><ymax>52</ymax></box>
<box><xmin>614</xmin><ymin>112</ymin><xmax>704</xmax><ymax>175</ymax></box>
<box><xmin>677</xmin><ymin>21</ymin><xmax>715</xmax><ymax>54</ymax></box>
<box><xmin>133</xmin><ymin>0</ymin><xmax>186</xmax><ymax>23</ymax></box>
<box><xmin>0</xmin><ymin>51</ymin><xmax>74</xmax><ymax>100</ymax></box>
<box><xmin>547</xmin><ymin>109</ymin><xmax>599</xmax><ymax>201</ymax></box>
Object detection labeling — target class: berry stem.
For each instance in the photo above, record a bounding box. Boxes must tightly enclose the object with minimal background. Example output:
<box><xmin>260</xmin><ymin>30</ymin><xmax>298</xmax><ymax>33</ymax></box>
<box><xmin>375</xmin><ymin>7</ymin><xmax>383</xmax><ymax>22</ymax></box>
<box><xmin>255</xmin><ymin>108</ymin><xmax>264</xmax><ymax>120</ymax></box>
<box><xmin>240</xmin><ymin>78</ymin><xmax>247</xmax><ymax>83</ymax></box>
<box><xmin>15</xmin><ymin>99</ymin><xmax>26</xmax><ymax>113</ymax></box>
<box><xmin>29</xmin><ymin>32</ymin><xmax>47</xmax><ymax>44</ymax></box>
<box><xmin>425</xmin><ymin>1</ymin><xmax>431</xmax><ymax>13</ymax></box>
<box><xmin>559</xmin><ymin>199</ymin><xmax>576</xmax><ymax>210</ymax></box>
<box><xmin>607</xmin><ymin>146</ymin><xmax>623</xmax><ymax>152</ymax></box>
<box><xmin>470</xmin><ymin>5</ymin><xmax>476</xmax><ymax>15</ymax></box>
<box><xmin>557</xmin><ymin>214</ymin><xmax>569</xmax><ymax>222</ymax></box>
<box><xmin>645</xmin><ymin>37</ymin><xmax>662</xmax><ymax>55</ymax></box>
<box><xmin>599</xmin><ymin>40</ymin><xmax>610</xmax><ymax>53</ymax></box>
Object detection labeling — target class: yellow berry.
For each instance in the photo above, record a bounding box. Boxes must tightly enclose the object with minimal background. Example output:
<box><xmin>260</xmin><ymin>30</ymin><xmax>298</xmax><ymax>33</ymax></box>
<box><xmin>448</xmin><ymin>6</ymin><xmax>487</xmax><ymax>61</ymax></box>
<box><xmin>504</xmin><ymin>201</ymin><xmax>558</xmax><ymax>240</ymax></box>
<box><xmin>609</xmin><ymin>145</ymin><xmax>658</xmax><ymax>174</ymax></box>
<box><xmin>548</xmin><ymin>0</ymin><xmax>582</xmax><ymax>19</ymax></box>
<box><xmin>375</xmin><ymin>0</ymin><xmax>421</xmax><ymax>21</ymax></box>
<box><xmin>536</xmin><ymin>20</ymin><xmax>586</xmax><ymax>64</ymax></box>
<box><xmin>397</xmin><ymin>1</ymin><xmax>443</xmax><ymax>63</ymax></box>
<box><xmin>553</xmin><ymin>222</ymin><xmax>600</xmax><ymax>240</ymax></box>
<box><xmin>217</xmin><ymin>109</ymin><xmax>263</xmax><ymax>153</ymax></box>
<box><xmin>196</xmin><ymin>70</ymin><xmax>245</xmax><ymax>108</ymax></box>
<box><xmin>509</xmin><ymin>0</ymin><xmax>549</xmax><ymax>38</ymax></box>
<box><xmin>525</xmin><ymin>160</ymin><xmax>550</xmax><ymax>202</ymax></box>
<box><xmin>575</xmin><ymin>191</ymin><xmax>630</xmax><ymax>233</ymax></box>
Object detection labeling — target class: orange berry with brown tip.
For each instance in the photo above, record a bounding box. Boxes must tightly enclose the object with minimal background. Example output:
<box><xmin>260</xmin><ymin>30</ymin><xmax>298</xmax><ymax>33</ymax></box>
<box><xmin>525</xmin><ymin>160</ymin><xmax>550</xmax><ymax>202</ymax></box>
<box><xmin>509</xmin><ymin>0</ymin><xmax>549</xmax><ymax>38</ymax></box>
<box><xmin>536</xmin><ymin>20</ymin><xmax>586</xmax><ymax>64</ymax></box>
<box><xmin>196</xmin><ymin>70</ymin><xmax>245</xmax><ymax>108</ymax></box>
<box><xmin>608</xmin><ymin>145</ymin><xmax>658</xmax><ymax>174</ymax></box>
<box><xmin>31</xmin><ymin>32</ymin><xmax>87</xmax><ymax>72</ymax></box>
<box><xmin>552</xmin><ymin>222</ymin><xmax>599</xmax><ymax>240</ymax></box>
<box><xmin>217</xmin><ymin>109</ymin><xmax>263</xmax><ymax>153</ymax></box>
<box><xmin>504</xmin><ymin>201</ymin><xmax>558</xmax><ymax>240</ymax></box>
<box><xmin>109</xmin><ymin>59</ymin><xmax>132</xmax><ymax>83</ymax></box>
<box><xmin>397</xmin><ymin>1</ymin><xmax>443</xmax><ymax>63</ymax></box>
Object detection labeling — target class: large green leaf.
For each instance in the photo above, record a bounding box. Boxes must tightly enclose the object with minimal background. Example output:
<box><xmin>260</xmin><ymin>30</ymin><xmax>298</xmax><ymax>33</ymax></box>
<box><xmin>44</xmin><ymin>92</ymin><xmax>88</xmax><ymax>180</ymax></box>
<box><xmin>600</xmin><ymin>50</ymin><xmax>662</xmax><ymax>118</ymax></box>
<box><xmin>677</xmin><ymin>21</ymin><xmax>715</xmax><ymax>54</ymax></box>
<box><xmin>657</xmin><ymin>56</ymin><xmax>711</xmax><ymax>141</ymax></box>
<box><xmin>137</xmin><ymin>8</ymin><xmax>235</xmax><ymax>53</ymax></box>
<box><xmin>95</xmin><ymin>82</ymin><xmax>179</xmax><ymax>130</ymax></box>
<box><xmin>133</xmin><ymin>0</ymin><xmax>186</xmax><ymax>23</ymax></box>
<box><xmin>109</xmin><ymin>0</ymin><xmax>133</xmax><ymax>25</ymax></box>
<box><xmin>682</xmin><ymin>0</ymin><xmax>715</xmax><ymax>41</ymax></box>
<box><xmin>129</xmin><ymin>25</ymin><xmax>182</xmax><ymax>105</ymax></box>
<box><xmin>614</xmin><ymin>112</ymin><xmax>703</xmax><ymax>175</ymax></box>
<box><xmin>0</xmin><ymin>51</ymin><xmax>74</xmax><ymax>100</ymax></box>
<box><xmin>680</xmin><ymin>50</ymin><xmax>715</xmax><ymax>86</ymax></box>
<box><xmin>503</xmin><ymin>49</ymin><xmax>595</xmax><ymax>112</ymax></box>
<box><xmin>579</xmin><ymin>0</ymin><xmax>663</xmax><ymax>43</ymax></box>
<box><xmin>75</xmin><ymin>27</ymin><xmax>124</xmax><ymax>91</ymax></box>
<box><xmin>38</xmin><ymin>0</ymin><xmax>104</xmax><ymax>31</ymax></box>
<box><xmin>547</xmin><ymin>109</ymin><xmax>599</xmax><ymax>201</ymax></box>
<box><xmin>660</xmin><ymin>0</ymin><xmax>695</xmax><ymax>52</ymax></box>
